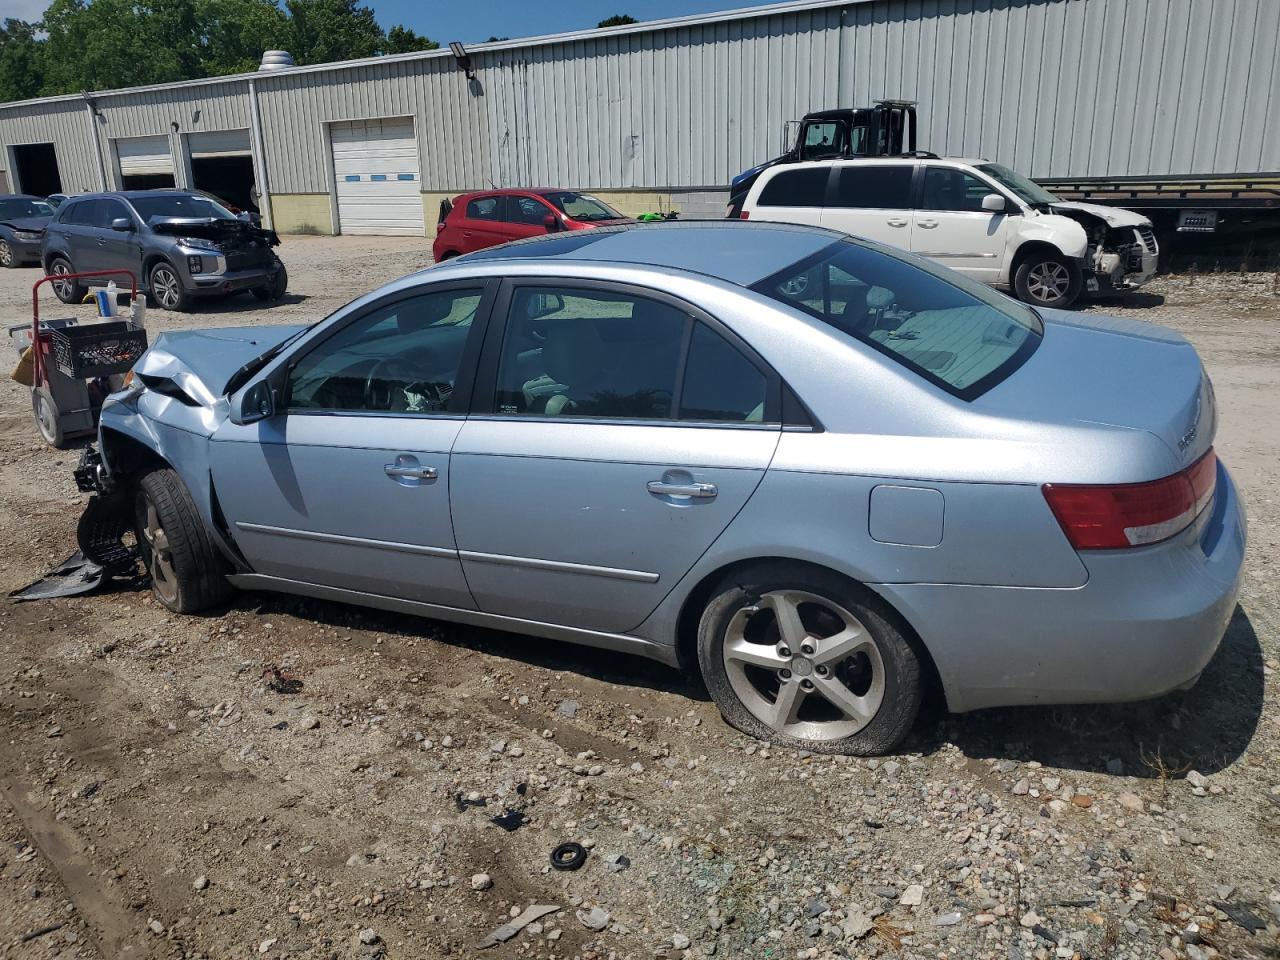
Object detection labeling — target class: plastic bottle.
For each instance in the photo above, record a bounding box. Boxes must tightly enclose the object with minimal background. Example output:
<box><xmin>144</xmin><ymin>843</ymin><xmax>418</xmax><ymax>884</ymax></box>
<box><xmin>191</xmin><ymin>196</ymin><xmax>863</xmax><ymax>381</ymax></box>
<box><xmin>105</xmin><ymin>281</ymin><xmax>118</xmax><ymax>317</ymax></box>
<box><xmin>130</xmin><ymin>294</ymin><xmax>147</xmax><ymax>330</ymax></box>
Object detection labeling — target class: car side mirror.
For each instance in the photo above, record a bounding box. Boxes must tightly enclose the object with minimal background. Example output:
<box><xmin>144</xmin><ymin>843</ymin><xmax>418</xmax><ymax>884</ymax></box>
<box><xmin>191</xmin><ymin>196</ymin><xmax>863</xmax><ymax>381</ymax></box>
<box><xmin>543</xmin><ymin>214</ymin><xmax>561</xmax><ymax>233</ymax></box>
<box><xmin>111</xmin><ymin>217</ymin><xmax>134</xmax><ymax>231</ymax></box>
<box><xmin>231</xmin><ymin>379</ymin><xmax>276</xmax><ymax>425</ymax></box>
<box><xmin>981</xmin><ymin>193</ymin><xmax>1006</xmax><ymax>213</ymax></box>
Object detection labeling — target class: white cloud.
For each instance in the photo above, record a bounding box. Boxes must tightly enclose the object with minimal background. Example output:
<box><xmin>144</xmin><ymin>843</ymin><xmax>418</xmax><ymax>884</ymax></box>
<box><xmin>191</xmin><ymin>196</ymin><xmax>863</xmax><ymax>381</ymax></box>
<box><xmin>2</xmin><ymin>0</ymin><xmax>48</xmax><ymax>23</ymax></box>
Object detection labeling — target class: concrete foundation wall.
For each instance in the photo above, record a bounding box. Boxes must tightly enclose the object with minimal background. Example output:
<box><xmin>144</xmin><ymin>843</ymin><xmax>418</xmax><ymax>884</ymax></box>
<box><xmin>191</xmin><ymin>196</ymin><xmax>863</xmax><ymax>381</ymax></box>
<box><xmin>270</xmin><ymin>194</ymin><xmax>335</xmax><ymax>235</ymax></box>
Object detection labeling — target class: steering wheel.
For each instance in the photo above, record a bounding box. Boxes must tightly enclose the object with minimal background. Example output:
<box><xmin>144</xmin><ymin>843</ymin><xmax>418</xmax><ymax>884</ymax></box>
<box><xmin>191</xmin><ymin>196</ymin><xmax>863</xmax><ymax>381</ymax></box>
<box><xmin>365</xmin><ymin>356</ymin><xmax>423</xmax><ymax>411</ymax></box>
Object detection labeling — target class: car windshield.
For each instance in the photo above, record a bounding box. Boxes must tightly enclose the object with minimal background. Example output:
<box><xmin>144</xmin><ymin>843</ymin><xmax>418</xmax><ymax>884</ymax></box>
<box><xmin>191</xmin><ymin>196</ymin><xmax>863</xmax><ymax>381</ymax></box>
<box><xmin>541</xmin><ymin>192</ymin><xmax>624</xmax><ymax>221</ymax></box>
<box><xmin>129</xmin><ymin>194</ymin><xmax>236</xmax><ymax>223</ymax></box>
<box><xmin>976</xmin><ymin>163</ymin><xmax>1059</xmax><ymax>206</ymax></box>
<box><xmin>0</xmin><ymin>198</ymin><xmax>53</xmax><ymax>219</ymax></box>
<box><xmin>753</xmin><ymin>239</ymin><xmax>1043</xmax><ymax>400</ymax></box>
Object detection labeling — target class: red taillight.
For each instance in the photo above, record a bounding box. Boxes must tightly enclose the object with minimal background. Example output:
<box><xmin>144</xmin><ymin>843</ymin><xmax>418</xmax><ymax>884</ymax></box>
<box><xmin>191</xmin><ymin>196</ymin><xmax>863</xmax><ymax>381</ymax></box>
<box><xmin>739</xmin><ymin>210</ymin><xmax>750</xmax><ymax>220</ymax></box>
<box><xmin>1043</xmin><ymin>449</ymin><xmax>1216</xmax><ymax>549</ymax></box>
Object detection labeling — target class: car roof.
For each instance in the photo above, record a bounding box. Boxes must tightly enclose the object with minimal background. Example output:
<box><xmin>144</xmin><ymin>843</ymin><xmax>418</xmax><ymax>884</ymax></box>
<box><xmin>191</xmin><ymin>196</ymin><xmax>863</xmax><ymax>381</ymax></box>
<box><xmin>455</xmin><ymin>187</ymin><xmax>595</xmax><ymax>200</ymax></box>
<box><xmin>1</xmin><ymin>194</ymin><xmax>49</xmax><ymax>202</ymax></box>
<box><xmin>454</xmin><ymin>221</ymin><xmax>842</xmax><ymax>287</ymax></box>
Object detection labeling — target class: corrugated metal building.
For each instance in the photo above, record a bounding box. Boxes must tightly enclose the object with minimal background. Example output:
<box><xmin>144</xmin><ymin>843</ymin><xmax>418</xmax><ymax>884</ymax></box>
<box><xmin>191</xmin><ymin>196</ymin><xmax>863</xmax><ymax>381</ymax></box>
<box><xmin>1</xmin><ymin>0</ymin><xmax>1276</xmax><ymax>236</ymax></box>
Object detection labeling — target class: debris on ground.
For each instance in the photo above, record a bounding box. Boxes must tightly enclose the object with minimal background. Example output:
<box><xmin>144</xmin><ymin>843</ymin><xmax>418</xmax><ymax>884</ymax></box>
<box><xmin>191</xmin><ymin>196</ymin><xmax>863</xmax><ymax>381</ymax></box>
<box><xmin>475</xmin><ymin>904</ymin><xmax>561</xmax><ymax>948</ymax></box>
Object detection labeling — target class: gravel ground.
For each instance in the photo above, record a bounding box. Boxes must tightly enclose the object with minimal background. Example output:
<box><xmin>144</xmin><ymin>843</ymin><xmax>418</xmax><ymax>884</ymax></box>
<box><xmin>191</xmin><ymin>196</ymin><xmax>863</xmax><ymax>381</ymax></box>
<box><xmin>0</xmin><ymin>238</ymin><xmax>1277</xmax><ymax>960</ymax></box>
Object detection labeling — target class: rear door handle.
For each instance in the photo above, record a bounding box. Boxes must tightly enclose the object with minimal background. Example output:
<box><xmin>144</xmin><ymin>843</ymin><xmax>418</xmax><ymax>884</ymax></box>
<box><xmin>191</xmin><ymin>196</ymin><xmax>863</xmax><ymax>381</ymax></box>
<box><xmin>647</xmin><ymin>480</ymin><xmax>718</xmax><ymax>500</ymax></box>
<box><xmin>886</xmin><ymin>218</ymin><xmax>908</xmax><ymax>227</ymax></box>
<box><xmin>918</xmin><ymin>220</ymin><xmax>938</xmax><ymax>229</ymax></box>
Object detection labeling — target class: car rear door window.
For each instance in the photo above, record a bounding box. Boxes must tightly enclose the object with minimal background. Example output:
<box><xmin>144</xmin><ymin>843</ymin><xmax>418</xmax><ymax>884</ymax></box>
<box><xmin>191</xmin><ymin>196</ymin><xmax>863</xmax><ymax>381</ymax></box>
<box><xmin>466</xmin><ymin>196</ymin><xmax>501</xmax><ymax>220</ymax></box>
<box><xmin>286</xmin><ymin>288</ymin><xmax>484</xmax><ymax>414</ymax></box>
<box><xmin>757</xmin><ymin>168</ymin><xmax>830</xmax><ymax>207</ymax></box>
<box><xmin>494</xmin><ymin>287</ymin><xmax>686</xmax><ymax>420</ymax></box>
<box><xmin>754</xmin><ymin>239</ymin><xmax>1042</xmax><ymax>399</ymax></box>
<box><xmin>830</xmin><ymin>165</ymin><xmax>914</xmax><ymax>209</ymax></box>
<box><xmin>679</xmin><ymin>324</ymin><xmax>769</xmax><ymax>423</ymax></box>
<box><xmin>920</xmin><ymin>167</ymin><xmax>995</xmax><ymax>212</ymax></box>
<box><xmin>507</xmin><ymin>196</ymin><xmax>549</xmax><ymax>225</ymax></box>
<box><xmin>64</xmin><ymin>199</ymin><xmax>99</xmax><ymax>225</ymax></box>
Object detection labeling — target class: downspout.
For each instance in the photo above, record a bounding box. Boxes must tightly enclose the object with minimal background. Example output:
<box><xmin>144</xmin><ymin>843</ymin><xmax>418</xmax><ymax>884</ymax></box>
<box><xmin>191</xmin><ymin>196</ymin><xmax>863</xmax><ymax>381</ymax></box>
<box><xmin>82</xmin><ymin>93</ymin><xmax>109</xmax><ymax>191</ymax></box>
<box><xmin>248</xmin><ymin>78</ymin><xmax>273</xmax><ymax>230</ymax></box>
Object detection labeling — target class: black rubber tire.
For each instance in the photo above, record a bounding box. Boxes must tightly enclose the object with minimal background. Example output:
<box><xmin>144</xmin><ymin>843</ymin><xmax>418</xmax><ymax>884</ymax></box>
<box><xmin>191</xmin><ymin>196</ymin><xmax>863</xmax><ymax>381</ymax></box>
<box><xmin>32</xmin><ymin>387</ymin><xmax>66</xmax><ymax>448</ymax></box>
<box><xmin>134</xmin><ymin>467</ymin><xmax>233</xmax><ymax>613</ymax></box>
<box><xmin>1012</xmin><ymin>251</ymin><xmax>1081</xmax><ymax>309</ymax></box>
<box><xmin>48</xmin><ymin>256</ymin><xmax>85</xmax><ymax>304</ymax></box>
<box><xmin>696</xmin><ymin>562</ymin><xmax>923</xmax><ymax>756</ymax></box>
<box><xmin>148</xmin><ymin>261</ymin><xmax>191</xmax><ymax>312</ymax></box>
<box><xmin>0</xmin><ymin>238</ymin><xmax>18</xmax><ymax>268</ymax></box>
<box><xmin>437</xmin><ymin>251</ymin><xmax>459</xmax><ymax>262</ymax></box>
<box><xmin>251</xmin><ymin>262</ymin><xmax>288</xmax><ymax>301</ymax></box>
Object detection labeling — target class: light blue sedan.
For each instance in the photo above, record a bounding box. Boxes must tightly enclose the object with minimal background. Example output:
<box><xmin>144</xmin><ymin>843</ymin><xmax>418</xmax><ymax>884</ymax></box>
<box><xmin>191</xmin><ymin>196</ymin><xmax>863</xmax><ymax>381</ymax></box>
<box><xmin>76</xmin><ymin>222</ymin><xmax>1245</xmax><ymax>754</ymax></box>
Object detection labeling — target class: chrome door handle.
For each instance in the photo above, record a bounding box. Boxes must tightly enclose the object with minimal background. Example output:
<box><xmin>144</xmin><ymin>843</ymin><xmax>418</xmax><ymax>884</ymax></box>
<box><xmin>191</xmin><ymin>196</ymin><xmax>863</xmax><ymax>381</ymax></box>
<box><xmin>385</xmin><ymin>464</ymin><xmax>437</xmax><ymax>480</ymax></box>
<box><xmin>647</xmin><ymin>480</ymin><xmax>717</xmax><ymax>499</ymax></box>
<box><xmin>886</xmin><ymin>218</ymin><xmax>908</xmax><ymax>227</ymax></box>
<box><xmin>918</xmin><ymin>220</ymin><xmax>938</xmax><ymax>229</ymax></box>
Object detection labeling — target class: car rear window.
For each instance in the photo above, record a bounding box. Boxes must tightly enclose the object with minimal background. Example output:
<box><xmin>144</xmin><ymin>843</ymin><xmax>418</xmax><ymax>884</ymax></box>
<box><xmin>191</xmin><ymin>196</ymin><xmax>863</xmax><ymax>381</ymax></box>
<box><xmin>753</xmin><ymin>239</ymin><xmax>1042</xmax><ymax>400</ymax></box>
<box><xmin>829</xmin><ymin>165</ymin><xmax>914</xmax><ymax>209</ymax></box>
<box><xmin>757</xmin><ymin>168</ymin><xmax>830</xmax><ymax>207</ymax></box>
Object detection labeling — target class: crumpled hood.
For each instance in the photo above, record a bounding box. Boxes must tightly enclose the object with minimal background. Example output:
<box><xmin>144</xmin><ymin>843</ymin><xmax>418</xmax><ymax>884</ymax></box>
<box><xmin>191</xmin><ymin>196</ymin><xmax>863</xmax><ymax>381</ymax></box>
<box><xmin>137</xmin><ymin>324</ymin><xmax>307</xmax><ymax>401</ymax></box>
<box><xmin>148</xmin><ymin>216</ymin><xmax>280</xmax><ymax>247</ymax></box>
<box><xmin>0</xmin><ymin>215</ymin><xmax>51</xmax><ymax>233</ymax></box>
<box><xmin>1050</xmin><ymin>200</ymin><xmax>1151</xmax><ymax>229</ymax></box>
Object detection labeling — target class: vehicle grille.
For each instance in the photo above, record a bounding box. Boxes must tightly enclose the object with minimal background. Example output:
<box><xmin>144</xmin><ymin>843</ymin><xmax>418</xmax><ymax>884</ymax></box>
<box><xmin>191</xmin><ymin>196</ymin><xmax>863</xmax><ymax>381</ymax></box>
<box><xmin>224</xmin><ymin>246</ymin><xmax>272</xmax><ymax>271</ymax></box>
<box><xmin>1137</xmin><ymin>226</ymin><xmax>1157</xmax><ymax>253</ymax></box>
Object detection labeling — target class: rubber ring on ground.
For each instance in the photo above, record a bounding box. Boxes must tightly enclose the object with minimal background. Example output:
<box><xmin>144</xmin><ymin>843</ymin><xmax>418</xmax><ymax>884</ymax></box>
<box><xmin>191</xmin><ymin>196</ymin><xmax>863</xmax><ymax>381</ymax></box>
<box><xmin>550</xmin><ymin>842</ymin><xmax>588</xmax><ymax>871</ymax></box>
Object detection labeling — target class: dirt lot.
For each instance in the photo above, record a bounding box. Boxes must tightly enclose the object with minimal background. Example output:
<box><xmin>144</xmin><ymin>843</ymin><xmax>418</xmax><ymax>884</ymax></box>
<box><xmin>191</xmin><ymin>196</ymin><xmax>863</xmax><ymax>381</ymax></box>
<box><xmin>0</xmin><ymin>237</ymin><xmax>1277</xmax><ymax>960</ymax></box>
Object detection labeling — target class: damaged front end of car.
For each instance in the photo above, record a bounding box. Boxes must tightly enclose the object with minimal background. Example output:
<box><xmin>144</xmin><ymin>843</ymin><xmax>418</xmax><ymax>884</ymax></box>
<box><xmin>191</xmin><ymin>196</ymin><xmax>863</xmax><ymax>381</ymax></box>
<box><xmin>1051</xmin><ymin>201</ymin><xmax>1159</xmax><ymax>295</ymax></box>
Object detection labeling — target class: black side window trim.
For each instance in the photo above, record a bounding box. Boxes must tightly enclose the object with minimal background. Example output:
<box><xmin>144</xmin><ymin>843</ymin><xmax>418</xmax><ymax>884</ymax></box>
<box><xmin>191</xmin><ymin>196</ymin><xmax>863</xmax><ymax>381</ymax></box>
<box><xmin>471</xmin><ymin>277</ymin><xmax>808</xmax><ymax>428</ymax></box>
<box><xmin>279</xmin><ymin>278</ymin><xmax>499</xmax><ymax>417</ymax></box>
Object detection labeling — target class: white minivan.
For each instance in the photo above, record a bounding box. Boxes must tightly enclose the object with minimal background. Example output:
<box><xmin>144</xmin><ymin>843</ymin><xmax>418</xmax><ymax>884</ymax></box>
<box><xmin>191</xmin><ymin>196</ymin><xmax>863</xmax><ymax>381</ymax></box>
<box><xmin>736</xmin><ymin>156</ymin><xmax>1158</xmax><ymax>309</ymax></box>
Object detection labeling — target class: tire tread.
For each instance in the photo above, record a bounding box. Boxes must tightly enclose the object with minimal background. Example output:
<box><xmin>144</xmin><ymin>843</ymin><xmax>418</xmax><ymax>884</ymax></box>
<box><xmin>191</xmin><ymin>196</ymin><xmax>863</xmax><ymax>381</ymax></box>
<box><xmin>138</xmin><ymin>467</ymin><xmax>232</xmax><ymax>612</ymax></box>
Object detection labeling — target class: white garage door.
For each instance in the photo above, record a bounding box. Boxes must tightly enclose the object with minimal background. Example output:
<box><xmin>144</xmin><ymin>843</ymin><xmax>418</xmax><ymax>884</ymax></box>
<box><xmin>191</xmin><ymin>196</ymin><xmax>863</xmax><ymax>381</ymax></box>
<box><xmin>115</xmin><ymin>135</ymin><xmax>173</xmax><ymax>176</ymax></box>
<box><xmin>331</xmin><ymin>118</ymin><xmax>425</xmax><ymax>236</ymax></box>
<box><xmin>188</xmin><ymin>129</ymin><xmax>251</xmax><ymax>158</ymax></box>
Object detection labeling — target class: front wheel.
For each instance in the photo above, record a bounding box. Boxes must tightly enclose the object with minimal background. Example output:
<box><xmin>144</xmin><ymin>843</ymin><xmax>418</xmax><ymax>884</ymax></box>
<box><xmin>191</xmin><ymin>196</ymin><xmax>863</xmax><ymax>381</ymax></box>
<box><xmin>148</xmin><ymin>261</ymin><xmax>190</xmax><ymax>311</ymax></box>
<box><xmin>250</xmin><ymin>262</ymin><xmax>288</xmax><ymax>301</ymax></box>
<box><xmin>0</xmin><ymin>238</ymin><xmax>18</xmax><ymax>268</ymax></box>
<box><xmin>134</xmin><ymin>467</ymin><xmax>233</xmax><ymax>613</ymax></box>
<box><xmin>696</xmin><ymin>563</ymin><xmax>923</xmax><ymax>755</ymax></box>
<box><xmin>1013</xmin><ymin>252</ymin><xmax>1081</xmax><ymax>309</ymax></box>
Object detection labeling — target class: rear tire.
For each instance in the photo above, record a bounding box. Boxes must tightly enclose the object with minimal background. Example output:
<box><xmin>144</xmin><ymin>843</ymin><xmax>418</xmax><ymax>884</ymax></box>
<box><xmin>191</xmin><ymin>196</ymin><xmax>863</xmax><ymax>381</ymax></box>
<box><xmin>134</xmin><ymin>467</ymin><xmax>233</xmax><ymax>613</ymax></box>
<box><xmin>148</xmin><ymin>261</ymin><xmax>190</xmax><ymax>312</ymax></box>
<box><xmin>48</xmin><ymin>256</ymin><xmax>85</xmax><ymax>304</ymax></box>
<box><xmin>1013</xmin><ymin>252</ymin><xmax>1081</xmax><ymax>309</ymax></box>
<box><xmin>32</xmin><ymin>388</ymin><xmax>66</xmax><ymax>448</ymax></box>
<box><xmin>696</xmin><ymin>562</ymin><xmax>922</xmax><ymax>755</ymax></box>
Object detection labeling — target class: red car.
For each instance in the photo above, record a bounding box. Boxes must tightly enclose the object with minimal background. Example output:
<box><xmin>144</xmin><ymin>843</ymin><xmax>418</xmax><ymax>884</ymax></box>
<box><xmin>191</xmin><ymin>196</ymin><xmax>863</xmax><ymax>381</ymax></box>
<box><xmin>432</xmin><ymin>189</ymin><xmax>633</xmax><ymax>261</ymax></box>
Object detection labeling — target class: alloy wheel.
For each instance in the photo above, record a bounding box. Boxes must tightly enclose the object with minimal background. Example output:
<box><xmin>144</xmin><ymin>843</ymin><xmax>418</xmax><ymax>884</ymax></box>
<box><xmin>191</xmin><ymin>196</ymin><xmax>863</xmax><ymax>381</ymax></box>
<box><xmin>0</xmin><ymin>240</ymin><xmax>11</xmax><ymax>267</ymax></box>
<box><xmin>1026</xmin><ymin>261</ymin><xmax>1070</xmax><ymax>303</ymax></box>
<box><xmin>152</xmin><ymin>266</ymin><xmax>180</xmax><ymax>309</ymax></box>
<box><xmin>722</xmin><ymin>589</ymin><xmax>885</xmax><ymax>741</ymax></box>
<box><xmin>51</xmin><ymin>261</ymin><xmax>72</xmax><ymax>299</ymax></box>
<box><xmin>139</xmin><ymin>495</ymin><xmax>179</xmax><ymax>606</ymax></box>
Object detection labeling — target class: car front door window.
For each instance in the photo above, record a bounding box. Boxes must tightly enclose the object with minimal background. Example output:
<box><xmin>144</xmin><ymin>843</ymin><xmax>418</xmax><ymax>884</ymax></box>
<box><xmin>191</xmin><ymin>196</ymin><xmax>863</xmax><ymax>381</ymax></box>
<box><xmin>913</xmin><ymin>166</ymin><xmax>1015</xmax><ymax>282</ymax></box>
<box><xmin>287</xmin><ymin>288</ymin><xmax>483</xmax><ymax>414</ymax></box>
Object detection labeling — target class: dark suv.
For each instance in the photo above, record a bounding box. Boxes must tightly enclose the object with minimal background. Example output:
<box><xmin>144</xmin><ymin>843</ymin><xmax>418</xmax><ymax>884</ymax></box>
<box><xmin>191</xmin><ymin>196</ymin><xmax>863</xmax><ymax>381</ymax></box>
<box><xmin>41</xmin><ymin>191</ymin><xmax>287</xmax><ymax>311</ymax></box>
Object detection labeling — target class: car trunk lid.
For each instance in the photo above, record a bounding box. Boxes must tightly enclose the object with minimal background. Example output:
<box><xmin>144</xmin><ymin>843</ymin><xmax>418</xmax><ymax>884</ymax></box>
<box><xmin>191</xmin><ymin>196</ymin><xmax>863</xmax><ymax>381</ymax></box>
<box><xmin>980</xmin><ymin>310</ymin><xmax>1214</xmax><ymax>470</ymax></box>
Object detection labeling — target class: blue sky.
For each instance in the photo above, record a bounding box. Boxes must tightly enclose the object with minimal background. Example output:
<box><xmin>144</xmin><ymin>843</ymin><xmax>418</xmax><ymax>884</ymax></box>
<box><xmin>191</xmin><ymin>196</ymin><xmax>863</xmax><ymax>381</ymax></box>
<box><xmin>372</xmin><ymin>1</ymin><xmax>767</xmax><ymax>44</ymax></box>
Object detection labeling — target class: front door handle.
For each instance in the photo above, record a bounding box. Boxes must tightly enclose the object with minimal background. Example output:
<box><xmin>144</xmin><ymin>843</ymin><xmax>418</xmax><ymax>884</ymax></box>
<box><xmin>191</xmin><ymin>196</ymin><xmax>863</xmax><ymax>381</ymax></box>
<box><xmin>647</xmin><ymin>480</ymin><xmax>717</xmax><ymax>500</ymax></box>
<box><xmin>918</xmin><ymin>219</ymin><xmax>938</xmax><ymax>229</ymax></box>
<box><xmin>385</xmin><ymin>464</ymin><xmax>437</xmax><ymax>480</ymax></box>
<box><xmin>886</xmin><ymin>218</ymin><xmax>908</xmax><ymax>228</ymax></box>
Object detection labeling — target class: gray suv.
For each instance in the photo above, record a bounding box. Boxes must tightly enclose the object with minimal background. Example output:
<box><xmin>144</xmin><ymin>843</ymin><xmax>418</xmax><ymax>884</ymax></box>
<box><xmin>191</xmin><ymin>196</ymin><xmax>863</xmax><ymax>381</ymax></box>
<box><xmin>41</xmin><ymin>191</ymin><xmax>287</xmax><ymax>311</ymax></box>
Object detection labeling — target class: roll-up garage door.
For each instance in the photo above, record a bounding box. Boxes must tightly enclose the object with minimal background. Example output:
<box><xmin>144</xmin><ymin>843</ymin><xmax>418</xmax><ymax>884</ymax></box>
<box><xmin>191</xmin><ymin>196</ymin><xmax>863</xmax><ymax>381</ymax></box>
<box><xmin>115</xmin><ymin>135</ymin><xmax>174</xmax><ymax>178</ymax></box>
<box><xmin>331</xmin><ymin>118</ymin><xmax>425</xmax><ymax>236</ymax></box>
<box><xmin>188</xmin><ymin>129</ymin><xmax>251</xmax><ymax>158</ymax></box>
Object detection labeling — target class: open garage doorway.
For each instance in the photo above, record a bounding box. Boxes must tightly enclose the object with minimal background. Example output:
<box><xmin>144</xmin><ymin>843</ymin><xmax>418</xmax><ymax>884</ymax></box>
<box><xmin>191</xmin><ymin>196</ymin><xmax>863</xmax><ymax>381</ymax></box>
<box><xmin>12</xmin><ymin>143</ymin><xmax>62</xmax><ymax>196</ymax></box>
<box><xmin>115</xmin><ymin>135</ymin><xmax>175</xmax><ymax>190</ymax></box>
<box><xmin>188</xmin><ymin>129</ymin><xmax>256</xmax><ymax>212</ymax></box>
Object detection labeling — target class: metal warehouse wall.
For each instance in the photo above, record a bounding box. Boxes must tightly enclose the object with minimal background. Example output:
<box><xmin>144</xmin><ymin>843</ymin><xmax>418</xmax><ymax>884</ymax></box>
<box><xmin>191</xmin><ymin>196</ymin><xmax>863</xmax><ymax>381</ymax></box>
<box><xmin>2</xmin><ymin>0</ymin><xmax>1277</xmax><ymax>197</ymax></box>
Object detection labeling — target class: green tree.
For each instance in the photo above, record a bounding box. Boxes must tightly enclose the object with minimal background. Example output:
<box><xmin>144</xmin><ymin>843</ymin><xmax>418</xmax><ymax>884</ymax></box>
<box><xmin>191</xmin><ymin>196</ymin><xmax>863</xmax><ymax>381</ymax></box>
<box><xmin>383</xmin><ymin>24</ymin><xmax>437</xmax><ymax>54</ymax></box>
<box><xmin>282</xmin><ymin>0</ymin><xmax>383</xmax><ymax>64</ymax></box>
<box><xmin>0</xmin><ymin>19</ymin><xmax>45</xmax><ymax>103</ymax></box>
<box><xmin>597</xmin><ymin>14</ymin><xmax>637</xmax><ymax>27</ymax></box>
<box><xmin>198</xmin><ymin>0</ymin><xmax>290</xmax><ymax>74</ymax></box>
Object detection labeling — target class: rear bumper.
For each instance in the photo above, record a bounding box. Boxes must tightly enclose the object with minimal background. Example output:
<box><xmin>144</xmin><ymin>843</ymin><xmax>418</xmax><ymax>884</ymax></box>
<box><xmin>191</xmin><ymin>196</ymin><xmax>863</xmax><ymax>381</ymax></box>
<box><xmin>876</xmin><ymin>461</ymin><xmax>1246</xmax><ymax>713</ymax></box>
